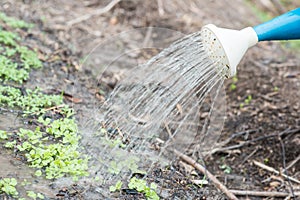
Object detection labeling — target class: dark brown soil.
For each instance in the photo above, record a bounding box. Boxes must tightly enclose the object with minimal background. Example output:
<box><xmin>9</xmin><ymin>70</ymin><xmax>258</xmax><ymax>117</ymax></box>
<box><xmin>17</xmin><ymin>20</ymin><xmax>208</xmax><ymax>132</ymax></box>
<box><xmin>0</xmin><ymin>0</ymin><xmax>299</xmax><ymax>200</ymax></box>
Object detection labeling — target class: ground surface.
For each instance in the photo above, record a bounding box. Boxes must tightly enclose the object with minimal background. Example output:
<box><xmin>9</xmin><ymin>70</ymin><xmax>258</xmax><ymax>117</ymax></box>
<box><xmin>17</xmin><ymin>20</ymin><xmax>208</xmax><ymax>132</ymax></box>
<box><xmin>0</xmin><ymin>0</ymin><xmax>300</xmax><ymax>199</ymax></box>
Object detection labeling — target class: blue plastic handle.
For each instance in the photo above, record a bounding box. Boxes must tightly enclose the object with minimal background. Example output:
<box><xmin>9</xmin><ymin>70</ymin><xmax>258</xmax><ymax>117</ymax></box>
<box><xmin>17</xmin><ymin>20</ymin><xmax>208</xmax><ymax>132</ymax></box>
<box><xmin>253</xmin><ymin>7</ymin><xmax>300</xmax><ymax>41</ymax></box>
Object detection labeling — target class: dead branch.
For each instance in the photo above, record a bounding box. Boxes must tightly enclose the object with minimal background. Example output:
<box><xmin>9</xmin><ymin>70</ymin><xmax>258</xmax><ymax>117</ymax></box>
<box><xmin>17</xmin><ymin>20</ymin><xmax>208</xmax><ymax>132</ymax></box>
<box><xmin>230</xmin><ymin>189</ymin><xmax>300</xmax><ymax>197</ymax></box>
<box><xmin>285</xmin><ymin>154</ymin><xmax>300</xmax><ymax>171</ymax></box>
<box><xmin>253</xmin><ymin>160</ymin><xmax>300</xmax><ymax>184</ymax></box>
<box><xmin>210</xmin><ymin>128</ymin><xmax>300</xmax><ymax>154</ymax></box>
<box><xmin>67</xmin><ymin>0</ymin><xmax>121</xmax><ymax>27</ymax></box>
<box><xmin>174</xmin><ymin>150</ymin><xmax>239</xmax><ymax>200</ymax></box>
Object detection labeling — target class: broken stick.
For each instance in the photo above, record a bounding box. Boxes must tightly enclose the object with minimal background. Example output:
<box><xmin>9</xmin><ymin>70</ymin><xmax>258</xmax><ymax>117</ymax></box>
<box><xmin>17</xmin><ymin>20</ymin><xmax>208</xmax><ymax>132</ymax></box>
<box><xmin>230</xmin><ymin>189</ymin><xmax>300</xmax><ymax>197</ymax></box>
<box><xmin>253</xmin><ymin>160</ymin><xmax>300</xmax><ymax>184</ymax></box>
<box><xmin>174</xmin><ymin>150</ymin><xmax>238</xmax><ymax>200</ymax></box>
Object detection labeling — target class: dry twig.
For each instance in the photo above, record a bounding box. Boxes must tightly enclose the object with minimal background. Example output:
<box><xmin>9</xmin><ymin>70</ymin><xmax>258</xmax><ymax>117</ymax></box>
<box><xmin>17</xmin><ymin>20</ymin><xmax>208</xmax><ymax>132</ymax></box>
<box><xmin>230</xmin><ymin>189</ymin><xmax>300</xmax><ymax>197</ymax></box>
<box><xmin>174</xmin><ymin>150</ymin><xmax>239</xmax><ymax>200</ymax></box>
<box><xmin>67</xmin><ymin>0</ymin><xmax>121</xmax><ymax>27</ymax></box>
<box><xmin>285</xmin><ymin>154</ymin><xmax>300</xmax><ymax>171</ymax></box>
<box><xmin>253</xmin><ymin>160</ymin><xmax>300</xmax><ymax>184</ymax></box>
<box><xmin>210</xmin><ymin>128</ymin><xmax>300</xmax><ymax>154</ymax></box>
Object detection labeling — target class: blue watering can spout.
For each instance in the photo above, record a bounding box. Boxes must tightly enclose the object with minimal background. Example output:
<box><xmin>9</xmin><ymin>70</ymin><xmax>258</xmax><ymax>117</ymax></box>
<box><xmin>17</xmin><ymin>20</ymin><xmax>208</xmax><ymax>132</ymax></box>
<box><xmin>254</xmin><ymin>7</ymin><xmax>300</xmax><ymax>41</ymax></box>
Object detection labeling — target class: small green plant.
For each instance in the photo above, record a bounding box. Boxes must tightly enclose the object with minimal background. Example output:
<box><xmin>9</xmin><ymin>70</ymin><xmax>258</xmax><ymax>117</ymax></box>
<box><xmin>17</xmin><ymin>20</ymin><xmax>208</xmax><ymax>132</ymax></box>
<box><xmin>11</xmin><ymin>118</ymin><xmax>89</xmax><ymax>180</ymax></box>
<box><xmin>230</xmin><ymin>75</ymin><xmax>238</xmax><ymax>91</ymax></box>
<box><xmin>0</xmin><ymin>75</ymin><xmax>89</xmax><ymax>181</ymax></box>
<box><xmin>244</xmin><ymin>95</ymin><xmax>252</xmax><ymax>104</ymax></box>
<box><xmin>0</xmin><ymin>15</ymin><xmax>41</xmax><ymax>84</ymax></box>
<box><xmin>16</xmin><ymin>46</ymin><xmax>42</xmax><ymax>69</ymax></box>
<box><xmin>128</xmin><ymin>177</ymin><xmax>159</xmax><ymax>200</ymax></box>
<box><xmin>0</xmin><ymin>178</ymin><xmax>18</xmax><ymax>198</ymax></box>
<box><xmin>26</xmin><ymin>190</ymin><xmax>44</xmax><ymax>200</ymax></box>
<box><xmin>264</xmin><ymin>158</ymin><xmax>269</xmax><ymax>164</ymax></box>
<box><xmin>4</xmin><ymin>140</ymin><xmax>16</xmax><ymax>148</ymax></box>
<box><xmin>0</xmin><ymin>86</ymin><xmax>63</xmax><ymax>115</ymax></box>
<box><xmin>240</xmin><ymin>95</ymin><xmax>252</xmax><ymax>108</ymax></box>
<box><xmin>0</xmin><ymin>55</ymin><xmax>29</xmax><ymax>83</ymax></box>
<box><xmin>219</xmin><ymin>164</ymin><xmax>232</xmax><ymax>174</ymax></box>
<box><xmin>0</xmin><ymin>30</ymin><xmax>20</xmax><ymax>46</ymax></box>
<box><xmin>21</xmin><ymin>179</ymin><xmax>31</xmax><ymax>186</ymax></box>
<box><xmin>0</xmin><ymin>12</ymin><xmax>34</xmax><ymax>29</ymax></box>
<box><xmin>0</xmin><ymin>130</ymin><xmax>8</xmax><ymax>139</ymax></box>
<box><xmin>273</xmin><ymin>86</ymin><xmax>279</xmax><ymax>92</ymax></box>
<box><xmin>0</xmin><ymin>11</ymin><xmax>90</xmax><ymax>199</ymax></box>
<box><xmin>109</xmin><ymin>180</ymin><xmax>123</xmax><ymax>192</ymax></box>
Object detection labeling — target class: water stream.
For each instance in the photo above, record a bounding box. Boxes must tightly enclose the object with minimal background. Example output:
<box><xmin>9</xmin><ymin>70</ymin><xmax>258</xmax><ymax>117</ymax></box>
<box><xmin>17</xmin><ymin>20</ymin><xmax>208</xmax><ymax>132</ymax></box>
<box><xmin>82</xmin><ymin>30</ymin><xmax>226</xmax><ymax>195</ymax></box>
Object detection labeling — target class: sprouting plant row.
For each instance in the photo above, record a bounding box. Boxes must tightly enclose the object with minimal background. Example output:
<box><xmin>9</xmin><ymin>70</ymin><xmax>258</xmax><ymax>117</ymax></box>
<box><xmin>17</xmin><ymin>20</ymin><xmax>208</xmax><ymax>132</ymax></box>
<box><xmin>0</xmin><ymin>85</ymin><xmax>89</xmax><ymax>180</ymax></box>
<box><xmin>0</xmin><ymin>12</ymin><xmax>34</xmax><ymax>29</ymax></box>
<box><xmin>0</xmin><ymin>177</ymin><xmax>45</xmax><ymax>200</ymax></box>
<box><xmin>0</xmin><ymin>12</ymin><xmax>42</xmax><ymax>84</ymax></box>
<box><xmin>0</xmin><ymin>12</ymin><xmax>89</xmax><ymax>199</ymax></box>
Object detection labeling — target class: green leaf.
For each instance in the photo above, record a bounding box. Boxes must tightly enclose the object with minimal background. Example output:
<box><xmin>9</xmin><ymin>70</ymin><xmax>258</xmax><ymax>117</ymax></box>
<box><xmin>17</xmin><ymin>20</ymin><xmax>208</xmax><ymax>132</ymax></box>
<box><xmin>4</xmin><ymin>140</ymin><xmax>16</xmax><ymax>148</ymax></box>
<box><xmin>27</xmin><ymin>191</ymin><xmax>37</xmax><ymax>199</ymax></box>
<box><xmin>35</xmin><ymin>170</ymin><xmax>42</xmax><ymax>177</ymax></box>
<box><xmin>37</xmin><ymin>193</ymin><xmax>44</xmax><ymax>199</ymax></box>
<box><xmin>109</xmin><ymin>186</ymin><xmax>116</xmax><ymax>192</ymax></box>
<box><xmin>150</xmin><ymin>182</ymin><xmax>157</xmax><ymax>190</ymax></box>
<box><xmin>0</xmin><ymin>130</ymin><xmax>8</xmax><ymax>139</ymax></box>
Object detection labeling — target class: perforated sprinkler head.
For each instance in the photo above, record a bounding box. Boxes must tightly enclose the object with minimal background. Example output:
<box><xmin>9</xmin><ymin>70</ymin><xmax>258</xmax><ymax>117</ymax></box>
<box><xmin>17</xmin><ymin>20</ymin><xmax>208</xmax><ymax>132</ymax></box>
<box><xmin>201</xmin><ymin>24</ymin><xmax>258</xmax><ymax>78</ymax></box>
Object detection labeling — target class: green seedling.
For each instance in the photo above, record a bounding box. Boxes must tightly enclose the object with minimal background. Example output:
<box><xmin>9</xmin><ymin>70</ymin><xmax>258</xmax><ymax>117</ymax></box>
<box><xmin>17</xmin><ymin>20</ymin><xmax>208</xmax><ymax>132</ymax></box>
<box><xmin>21</xmin><ymin>179</ymin><xmax>31</xmax><ymax>186</ymax></box>
<box><xmin>0</xmin><ymin>21</ymin><xmax>41</xmax><ymax>83</ymax></box>
<box><xmin>0</xmin><ymin>178</ymin><xmax>18</xmax><ymax>198</ymax></box>
<box><xmin>0</xmin><ymin>86</ymin><xmax>63</xmax><ymax>114</ymax></box>
<box><xmin>219</xmin><ymin>164</ymin><xmax>232</xmax><ymax>174</ymax></box>
<box><xmin>0</xmin><ymin>30</ymin><xmax>20</xmax><ymax>46</ymax></box>
<box><xmin>4</xmin><ymin>47</ymin><xmax>18</xmax><ymax>57</ymax></box>
<box><xmin>26</xmin><ymin>191</ymin><xmax>44</xmax><ymax>200</ymax></box>
<box><xmin>1</xmin><ymin>85</ymin><xmax>89</xmax><ymax>180</ymax></box>
<box><xmin>128</xmin><ymin>177</ymin><xmax>159</xmax><ymax>200</ymax></box>
<box><xmin>0</xmin><ymin>55</ymin><xmax>29</xmax><ymax>83</ymax></box>
<box><xmin>244</xmin><ymin>95</ymin><xmax>252</xmax><ymax>104</ymax></box>
<box><xmin>0</xmin><ymin>11</ymin><xmax>89</xmax><ymax>199</ymax></box>
<box><xmin>0</xmin><ymin>130</ymin><xmax>8</xmax><ymax>139</ymax></box>
<box><xmin>109</xmin><ymin>180</ymin><xmax>123</xmax><ymax>192</ymax></box>
<box><xmin>264</xmin><ymin>158</ymin><xmax>269</xmax><ymax>164</ymax></box>
<box><xmin>18</xmin><ymin>119</ymin><xmax>88</xmax><ymax>179</ymax></box>
<box><xmin>240</xmin><ymin>95</ymin><xmax>252</xmax><ymax>108</ymax></box>
<box><xmin>0</xmin><ymin>12</ymin><xmax>34</xmax><ymax>29</ymax></box>
<box><xmin>4</xmin><ymin>140</ymin><xmax>16</xmax><ymax>148</ymax></box>
<box><xmin>230</xmin><ymin>75</ymin><xmax>238</xmax><ymax>91</ymax></box>
<box><xmin>273</xmin><ymin>86</ymin><xmax>279</xmax><ymax>92</ymax></box>
<box><xmin>16</xmin><ymin>46</ymin><xmax>42</xmax><ymax>69</ymax></box>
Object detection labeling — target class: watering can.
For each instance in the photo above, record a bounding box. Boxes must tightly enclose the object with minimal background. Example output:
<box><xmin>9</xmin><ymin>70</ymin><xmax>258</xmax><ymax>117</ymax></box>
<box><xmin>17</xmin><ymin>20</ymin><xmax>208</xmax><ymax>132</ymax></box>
<box><xmin>201</xmin><ymin>7</ymin><xmax>300</xmax><ymax>78</ymax></box>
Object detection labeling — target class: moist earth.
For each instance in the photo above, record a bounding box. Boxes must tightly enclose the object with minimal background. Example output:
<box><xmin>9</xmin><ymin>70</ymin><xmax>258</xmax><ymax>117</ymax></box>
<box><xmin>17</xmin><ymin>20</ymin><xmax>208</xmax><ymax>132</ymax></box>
<box><xmin>0</xmin><ymin>0</ymin><xmax>299</xmax><ymax>199</ymax></box>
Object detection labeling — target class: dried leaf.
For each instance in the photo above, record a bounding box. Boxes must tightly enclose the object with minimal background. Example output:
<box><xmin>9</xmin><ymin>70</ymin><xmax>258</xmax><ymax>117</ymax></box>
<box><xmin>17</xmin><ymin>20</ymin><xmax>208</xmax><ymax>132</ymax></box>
<box><xmin>64</xmin><ymin>96</ymin><xmax>83</xmax><ymax>103</ymax></box>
